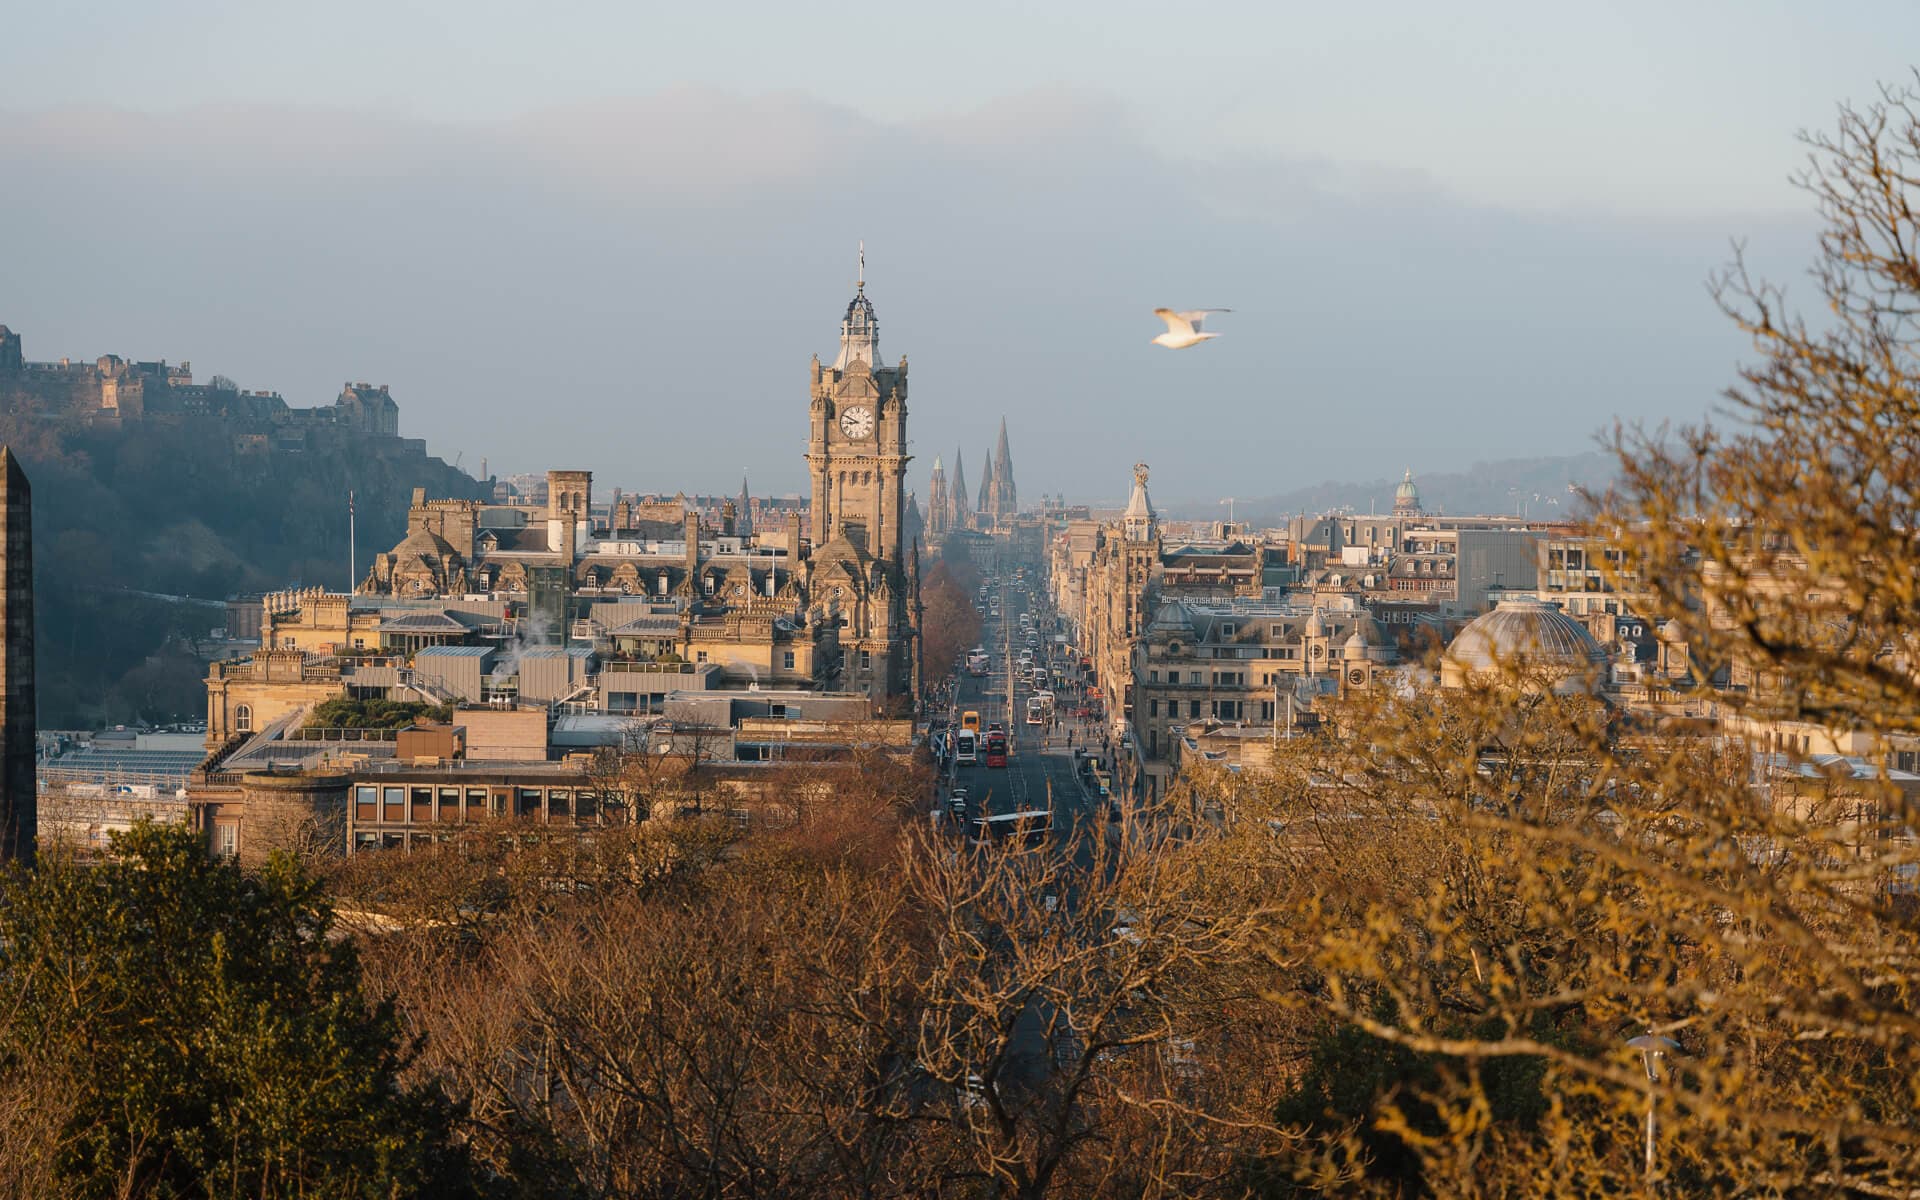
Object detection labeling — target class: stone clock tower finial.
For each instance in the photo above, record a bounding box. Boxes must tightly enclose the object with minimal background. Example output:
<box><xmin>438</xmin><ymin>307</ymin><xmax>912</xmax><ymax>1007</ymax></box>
<box><xmin>857</xmin><ymin>240</ymin><xmax>865</xmax><ymax>292</ymax></box>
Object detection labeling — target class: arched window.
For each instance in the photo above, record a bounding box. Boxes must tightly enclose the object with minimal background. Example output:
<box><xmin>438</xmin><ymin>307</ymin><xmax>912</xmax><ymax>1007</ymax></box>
<box><xmin>235</xmin><ymin>704</ymin><xmax>253</xmax><ymax>733</ymax></box>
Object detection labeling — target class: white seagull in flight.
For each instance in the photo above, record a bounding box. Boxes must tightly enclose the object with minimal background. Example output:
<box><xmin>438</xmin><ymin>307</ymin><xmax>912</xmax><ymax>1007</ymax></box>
<box><xmin>1152</xmin><ymin>307</ymin><xmax>1231</xmax><ymax>349</ymax></box>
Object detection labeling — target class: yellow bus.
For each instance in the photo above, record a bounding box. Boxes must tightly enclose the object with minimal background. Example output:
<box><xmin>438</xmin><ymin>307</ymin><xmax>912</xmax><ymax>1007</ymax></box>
<box><xmin>961</xmin><ymin>710</ymin><xmax>982</xmax><ymax>733</ymax></box>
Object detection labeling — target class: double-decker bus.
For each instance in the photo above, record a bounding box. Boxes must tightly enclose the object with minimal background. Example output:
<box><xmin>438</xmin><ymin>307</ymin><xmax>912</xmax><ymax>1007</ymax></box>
<box><xmin>966</xmin><ymin>649</ymin><xmax>990</xmax><ymax>676</ymax></box>
<box><xmin>1025</xmin><ymin>697</ymin><xmax>1046</xmax><ymax>726</ymax></box>
<box><xmin>985</xmin><ymin>730</ymin><xmax>1008</xmax><ymax>768</ymax></box>
<box><xmin>955</xmin><ymin>729</ymin><xmax>978</xmax><ymax>766</ymax></box>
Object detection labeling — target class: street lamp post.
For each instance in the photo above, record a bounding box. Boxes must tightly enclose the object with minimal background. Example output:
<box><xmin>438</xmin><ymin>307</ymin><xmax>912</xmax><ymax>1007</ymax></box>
<box><xmin>1627</xmin><ymin>1032</ymin><xmax>1681</xmax><ymax>1184</ymax></box>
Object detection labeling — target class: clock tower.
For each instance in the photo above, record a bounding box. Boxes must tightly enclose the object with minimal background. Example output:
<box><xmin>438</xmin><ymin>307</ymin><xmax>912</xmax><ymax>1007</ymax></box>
<box><xmin>806</xmin><ymin>263</ymin><xmax>909</xmax><ymax>564</ymax></box>
<box><xmin>805</xmin><ymin>253</ymin><xmax>915</xmax><ymax>704</ymax></box>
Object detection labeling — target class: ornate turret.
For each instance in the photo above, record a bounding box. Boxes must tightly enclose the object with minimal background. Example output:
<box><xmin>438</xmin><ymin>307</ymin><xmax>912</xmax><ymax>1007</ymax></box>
<box><xmin>832</xmin><ymin>243</ymin><xmax>880</xmax><ymax>370</ymax></box>
<box><xmin>1123</xmin><ymin>462</ymin><xmax>1158</xmax><ymax>544</ymax></box>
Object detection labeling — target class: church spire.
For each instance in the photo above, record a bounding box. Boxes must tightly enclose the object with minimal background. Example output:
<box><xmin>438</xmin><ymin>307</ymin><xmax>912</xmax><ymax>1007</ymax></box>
<box><xmin>990</xmin><ymin>416</ymin><xmax>1017</xmax><ymax>519</ymax></box>
<box><xmin>950</xmin><ymin>448</ymin><xmax>971</xmax><ymax>529</ymax></box>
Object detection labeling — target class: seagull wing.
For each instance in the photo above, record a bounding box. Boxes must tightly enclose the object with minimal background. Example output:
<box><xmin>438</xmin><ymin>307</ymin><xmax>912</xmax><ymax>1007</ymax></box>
<box><xmin>1176</xmin><ymin>308</ymin><xmax>1230</xmax><ymax>331</ymax></box>
<box><xmin>1154</xmin><ymin>307</ymin><xmax>1195</xmax><ymax>336</ymax></box>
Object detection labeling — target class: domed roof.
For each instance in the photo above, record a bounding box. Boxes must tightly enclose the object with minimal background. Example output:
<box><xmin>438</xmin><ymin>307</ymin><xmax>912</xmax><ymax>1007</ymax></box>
<box><xmin>395</xmin><ymin>525</ymin><xmax>457</xmax><ymax>562</ymax></box>
<box><xmin>1394</xmin><ymin>469</ymin><xmax>1420</xmax><ymax>502</ymax></box>
<box><xmin>1442</xmin><ymin>598</ymin><xmax>1606</xmax><ymax>690</ymax></box>
<box><xmin>844</xmin><ymin>290</ymin><xmax>876</xmax><ymax>325</ymax></box>
<box><xmin>1148</xmin><ymin>600</ymin><xmax>1195</xmax><ymax>640</ymax></box>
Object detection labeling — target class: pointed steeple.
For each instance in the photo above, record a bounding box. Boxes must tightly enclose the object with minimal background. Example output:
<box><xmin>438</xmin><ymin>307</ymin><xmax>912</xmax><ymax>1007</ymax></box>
<box><xmin>737</xmin><ymin>473</ymin><xmax>752</xmax><ymax>538</ymax></box>
<box><xmin>990</xmin><ymin>416</ymin><xmax>1017</xmax><ymax>519</ymax></box>
<box><xmin>950</xmin><ymin>448</ymin><xmax>971</xmax><ymax>529</ymax></box>
<box><xmin>977</xmin><ymin>446</ymin><xmax>993</xmax><ymax>516</ymax></box>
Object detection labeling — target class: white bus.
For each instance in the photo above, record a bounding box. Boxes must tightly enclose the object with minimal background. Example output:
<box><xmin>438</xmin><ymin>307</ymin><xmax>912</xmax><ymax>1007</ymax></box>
<box><xmin>970</xmin><ymin>809</ymin><xmax>1053</xmax><ymax>847</ymax></box>
<box><xmin>955</xmin><ymin>728</ymin><xmax>978</xmax><ymax>765</ymax></box>
<box><xmin>1026</xmin><ymin>697</ymin><xmax>1046</xmax><ymax>726</ymax></box>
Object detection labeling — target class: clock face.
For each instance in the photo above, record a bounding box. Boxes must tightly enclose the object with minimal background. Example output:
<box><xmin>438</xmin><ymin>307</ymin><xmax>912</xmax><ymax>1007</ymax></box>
<box><xmin>839</xmin><ymin>405</ymin><xmax>876</xmax><ymax>439</ymax></box>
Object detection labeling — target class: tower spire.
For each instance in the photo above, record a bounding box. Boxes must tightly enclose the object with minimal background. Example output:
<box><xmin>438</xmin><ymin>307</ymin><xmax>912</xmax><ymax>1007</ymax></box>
<box><xmin>857</xmin><ymin>240</ymin><xmax>865</xmax><ymax>293</ymax></box>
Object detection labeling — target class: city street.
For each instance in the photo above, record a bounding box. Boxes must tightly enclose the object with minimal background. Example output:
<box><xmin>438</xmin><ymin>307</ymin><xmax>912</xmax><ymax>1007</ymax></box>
<box><xmin>934</xmin><ymin>577</ymin><xmax>1114</xmax><ymax>848</ymax></box>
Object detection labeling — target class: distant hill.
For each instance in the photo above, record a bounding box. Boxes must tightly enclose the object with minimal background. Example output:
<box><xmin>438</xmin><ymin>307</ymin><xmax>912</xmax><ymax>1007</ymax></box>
<box><xmin>0</xmin><ymin>409</ymin><xmax>484</xmax><ymax>728</ymax></box>
<box><xmin>1166</xmin><ymin>452</ymin><xmax>1620</xmax><ymax>525</ymax></box>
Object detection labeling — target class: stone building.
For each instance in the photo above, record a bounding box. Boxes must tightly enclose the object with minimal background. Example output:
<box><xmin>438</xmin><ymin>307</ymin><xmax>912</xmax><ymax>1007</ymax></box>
<box><xmin>804</xmin><ymin>264</ymin><xmax>917</xmax><ymax>704</ymax></box>
<box><xmin>1134</xmin><ymin>596</ymin><xmax>1392</xmax><ymax>795</ymax></box>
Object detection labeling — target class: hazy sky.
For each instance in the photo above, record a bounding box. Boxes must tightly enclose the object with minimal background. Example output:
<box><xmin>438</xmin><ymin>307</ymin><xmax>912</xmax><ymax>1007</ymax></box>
<box><xmin>4</xmin><ymin>1</ymin><xmax>1912</xmax><ymax>505</ymax></box>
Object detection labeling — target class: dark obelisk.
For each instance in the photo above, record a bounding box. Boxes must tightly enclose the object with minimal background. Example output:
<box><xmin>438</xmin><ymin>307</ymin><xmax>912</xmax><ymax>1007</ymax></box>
<box><xmin>0</xmin><ymin>448</ymin><xmax>33</xmax><ymax>865</ymax></box>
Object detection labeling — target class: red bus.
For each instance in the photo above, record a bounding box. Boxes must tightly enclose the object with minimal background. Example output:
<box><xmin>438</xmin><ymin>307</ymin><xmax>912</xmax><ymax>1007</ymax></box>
<box><xmin>985</xmin><ymin>731</ymin><xmax>1008</xmax><ymax>768</ymax></box>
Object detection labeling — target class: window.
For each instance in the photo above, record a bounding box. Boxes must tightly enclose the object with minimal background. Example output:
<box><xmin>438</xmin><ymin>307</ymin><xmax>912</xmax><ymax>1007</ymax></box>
<box><xmin>466</xmin><ymin>788</ymin><xmax>487</xmax><ymax>818</ymax></box>
<box><xmin>1149</xmin><ymin>699</ymin><xmax>1159</xmax><ymax>718</ymax></box>
<box><xmin>1188</xmin><ymin>700</ymin><xmax>1202</xmax><ymax>718</ymax></box>
<box><xmin>704</xmin><ymin>576</ymin><xmax>716</xmax><ymax>596</ymax></box>
<box><xmin>1219</xmin><ymin>623</ymin><xmax>1236</xmax><ymax>637</ymax></box>
<box><xmin>696</xmin><ymin>650</ymin><xmax>708</xmax><ymax>663</ymax></box>
<box><xmin>783</xmin><ymin>650</ymin><xmax>796</xmax><ymax>670</ymax></box>
<box><xmin>517</xmin><ymin>788</ymin><xmax>543</xmax><ymax>818</ymax></box>
<box><xmin>382</xmin><ymin>787</ymin><xmax>404</xmax><ymax>822</ymax></box>
<box><xmin>234</xmin><ymin>704</ymin><xmax>253</xmax><ymax>733</ymax></box>
<box><xmin>216</xmin><ymin>823</ymin><xmax>237</xmax><ymax>858</ymax></box>
<box><xmin>860</xmin><ymin>649</ymin><xmax>872</xmax><ymax>670</ymax></box>
<box><xmin>1167</xmin><ymin>670</ymin><xmax>1180</xmax><ymax>685</ymax></box>
<box><xmin>1149</xmin><ymin>669</ymin><xmax>1159</xmax><ymax>683</ymax></box>
<box><xmin>410</xmin><ymin>787</ymin><xmax>433</xmax><ymax>824</ymax></box>
<box><xmin>657</xmin><ymin>572</ymin><xmax>670</xmax><ymax>596</ymax></box>
<box><xmin>438</xmin><ymin>788</ymin><xmax>459</xmax><ymax>822</ymax></box>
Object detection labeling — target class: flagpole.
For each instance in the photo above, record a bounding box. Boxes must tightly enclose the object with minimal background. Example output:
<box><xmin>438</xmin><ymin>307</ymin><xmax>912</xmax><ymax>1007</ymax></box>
<box><xmin>348</xmin><ymin>490</ymin><xmax>356</xmax><ymax>594</ymax></box>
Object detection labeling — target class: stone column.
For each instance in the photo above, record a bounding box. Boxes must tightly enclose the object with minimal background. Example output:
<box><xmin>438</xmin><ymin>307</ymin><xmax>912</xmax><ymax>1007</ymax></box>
<box><xmin>0</xmin><ymin>448</ymin><xmax>33</xmax><ymax>865</ymax></box>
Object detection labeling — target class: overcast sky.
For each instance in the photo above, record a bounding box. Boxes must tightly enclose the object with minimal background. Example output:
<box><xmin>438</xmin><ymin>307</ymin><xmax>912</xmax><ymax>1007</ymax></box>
<box><xmin>4</xmin><ymin>1</ymin><xmax>1912</xmax><ymax>505</ymax></box>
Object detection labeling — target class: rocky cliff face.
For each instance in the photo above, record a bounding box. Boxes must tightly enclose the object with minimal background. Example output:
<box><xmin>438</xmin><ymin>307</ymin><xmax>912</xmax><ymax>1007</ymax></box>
<box><xmin>0</xmin><ymin>409</ymin><xmax>488</xmax><ymax>727</ymax></box>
